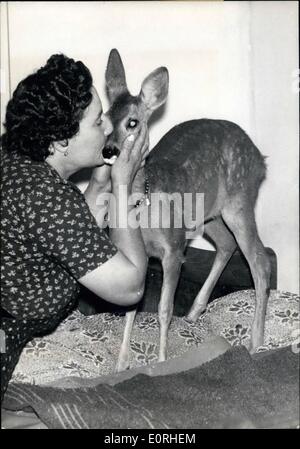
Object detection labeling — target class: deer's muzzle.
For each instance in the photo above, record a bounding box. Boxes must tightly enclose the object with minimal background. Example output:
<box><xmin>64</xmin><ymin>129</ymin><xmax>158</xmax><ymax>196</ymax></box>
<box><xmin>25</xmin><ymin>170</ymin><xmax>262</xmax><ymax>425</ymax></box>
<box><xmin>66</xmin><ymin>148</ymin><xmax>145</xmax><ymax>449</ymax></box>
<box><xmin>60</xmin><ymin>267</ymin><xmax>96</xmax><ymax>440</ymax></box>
<box><xmin>102</xmin><ymin>145</ymin><xmax>120</xmax><ymax>160</ymax></box>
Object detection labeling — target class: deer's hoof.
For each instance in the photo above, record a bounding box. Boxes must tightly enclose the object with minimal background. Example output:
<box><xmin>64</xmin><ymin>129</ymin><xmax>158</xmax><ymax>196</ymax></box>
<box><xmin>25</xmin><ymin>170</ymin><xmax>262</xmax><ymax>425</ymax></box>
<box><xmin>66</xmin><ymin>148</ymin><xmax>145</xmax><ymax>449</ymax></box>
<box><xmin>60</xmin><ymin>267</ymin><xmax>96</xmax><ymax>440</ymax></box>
<box><xmin>184</xmin><ymin>315</ymin><xmax>197</xmax><ymax>324</ymax></box>
<box><xmin>186</xmin><ymin>305</ymin><xmax>207</xmax><ymax>322</ymax></box>
<box><xmin>248</xmin><ymin>341</ymin><xmax>260</xmax><ymax>355</ymax></box>
<box><xmin>185</xmin><ymin>312</ymin><xmax>200</xmax><ymax>323</ymax></box>
<box><xmin>158</xmin><ymin>353</ymin><xmax>166</xmax><ymax>363</ymax></box>
<box><xmin>248</xmin><ymin>345</ymin><xmax>256</xmax><ymax>355</ymax></box>
<box><xmin>249</xmin><ymin>335</ymin><xmax>264</xmax><ymax>355</ymax></box>
<box><xmin>116</xmin><ymin>359</ymin><xmax>130</xmax><ymax>373</ymax></box>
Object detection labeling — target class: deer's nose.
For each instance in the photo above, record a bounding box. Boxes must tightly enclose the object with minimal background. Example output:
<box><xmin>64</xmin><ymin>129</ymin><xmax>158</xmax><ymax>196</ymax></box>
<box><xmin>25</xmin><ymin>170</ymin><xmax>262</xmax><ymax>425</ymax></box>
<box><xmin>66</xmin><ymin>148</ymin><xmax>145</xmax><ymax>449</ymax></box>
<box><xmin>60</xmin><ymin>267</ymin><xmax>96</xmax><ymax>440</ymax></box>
<box><xmin>102</xmin><ymin>145</ymin><xmax>120</xmax><ymax>159</ymax></box>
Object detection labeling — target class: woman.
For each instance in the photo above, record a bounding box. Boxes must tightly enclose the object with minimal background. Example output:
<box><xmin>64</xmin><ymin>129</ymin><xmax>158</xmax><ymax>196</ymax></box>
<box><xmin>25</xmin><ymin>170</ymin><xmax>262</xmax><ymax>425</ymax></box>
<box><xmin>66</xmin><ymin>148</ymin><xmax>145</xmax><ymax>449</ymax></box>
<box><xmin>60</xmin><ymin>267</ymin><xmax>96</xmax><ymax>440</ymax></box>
<box><xmin>0</xmin><ymin>54</ymin><xmax>148</xmax><ymax>401</ymax></box>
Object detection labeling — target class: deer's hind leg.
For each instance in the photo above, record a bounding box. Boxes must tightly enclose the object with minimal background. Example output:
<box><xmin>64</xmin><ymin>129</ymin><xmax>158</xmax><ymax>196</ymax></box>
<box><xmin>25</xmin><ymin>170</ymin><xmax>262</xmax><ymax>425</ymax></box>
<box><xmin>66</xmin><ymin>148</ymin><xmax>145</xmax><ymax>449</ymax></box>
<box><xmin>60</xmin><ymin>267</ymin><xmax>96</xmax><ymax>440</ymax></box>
<box><xmin>187</xmin><ymin>216</ymin><xmax>237</xmax><ymax>321</ymax></box>
<box><xmin>221</xmin><ymin>196</ymin><xmax>271</xmax><ymax>352</ymax></box>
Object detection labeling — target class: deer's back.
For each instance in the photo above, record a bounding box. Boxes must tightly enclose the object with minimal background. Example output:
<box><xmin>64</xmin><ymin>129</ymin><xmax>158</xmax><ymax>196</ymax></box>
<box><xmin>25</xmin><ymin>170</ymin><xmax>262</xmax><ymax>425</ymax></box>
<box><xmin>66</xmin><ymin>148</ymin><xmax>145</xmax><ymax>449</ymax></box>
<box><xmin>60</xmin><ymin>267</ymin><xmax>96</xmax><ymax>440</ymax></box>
<box><xmin>146</xmin><ymin>119</ymin><xmax>266</xmax><ymax>199</ymax></box>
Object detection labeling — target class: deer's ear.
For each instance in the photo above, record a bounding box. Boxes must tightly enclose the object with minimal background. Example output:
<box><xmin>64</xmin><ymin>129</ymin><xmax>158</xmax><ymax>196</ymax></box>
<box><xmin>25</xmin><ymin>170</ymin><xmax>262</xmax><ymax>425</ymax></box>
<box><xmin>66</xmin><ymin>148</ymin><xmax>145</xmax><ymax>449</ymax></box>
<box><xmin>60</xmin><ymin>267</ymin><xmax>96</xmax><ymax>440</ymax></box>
<box><xmin>140</xmin><ymin>67</ymin><xmax>169</xmax><ymax>112</ymax></box>
<box><xmin>105</xmin><ymin>49</ymin><xmax>128</xmax><ymax>103</ymax></box>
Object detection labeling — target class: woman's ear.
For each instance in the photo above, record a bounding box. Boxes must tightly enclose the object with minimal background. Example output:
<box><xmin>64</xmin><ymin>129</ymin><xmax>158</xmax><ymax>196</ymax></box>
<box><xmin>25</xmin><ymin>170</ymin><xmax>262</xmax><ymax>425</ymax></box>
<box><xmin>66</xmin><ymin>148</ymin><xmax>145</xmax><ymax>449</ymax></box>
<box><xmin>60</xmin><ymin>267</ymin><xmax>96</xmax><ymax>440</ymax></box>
<box><xmin>53</xmin><ymin>139</ymin><xmax>68</xmax><ymax>150</ymax></box>
<box><xmin>48</xmin><ymin>143</ymin><xmax>55</xmax><ymax>155</ymax></box>
<box><xmin>50</xmin><ymin>139</ymin><xmax>69</xmax><ymax>156</ymax></box>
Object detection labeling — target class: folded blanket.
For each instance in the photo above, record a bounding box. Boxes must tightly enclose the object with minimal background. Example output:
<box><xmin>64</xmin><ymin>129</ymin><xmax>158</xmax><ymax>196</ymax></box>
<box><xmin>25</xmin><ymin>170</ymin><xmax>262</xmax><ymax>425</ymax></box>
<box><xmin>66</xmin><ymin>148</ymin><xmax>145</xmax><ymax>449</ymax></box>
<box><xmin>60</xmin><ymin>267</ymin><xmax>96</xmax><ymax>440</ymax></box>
<box><xmin>3</xmin><ymin>345</ymin><xmax>299</xmax><ymax>429</ymax></box>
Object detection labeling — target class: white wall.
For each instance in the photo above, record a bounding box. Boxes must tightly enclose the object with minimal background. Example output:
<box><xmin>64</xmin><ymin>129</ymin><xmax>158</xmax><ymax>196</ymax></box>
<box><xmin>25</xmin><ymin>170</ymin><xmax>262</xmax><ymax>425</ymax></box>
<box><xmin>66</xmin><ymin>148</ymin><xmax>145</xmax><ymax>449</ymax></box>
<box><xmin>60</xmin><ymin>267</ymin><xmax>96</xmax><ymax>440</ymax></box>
<box><xmin>250</xmin><ymin>1</ymin><xmax>299</xmax><ymax>294</ymax></box>
<box><xmin>0</xmin><ymin>1</ymin><xmax>298</xmax><ymax>293</ymax></box>
<box><xmin>0</xmin><ymin>2</ymin><xmax>10</xmax><ymax>130</ymax></box>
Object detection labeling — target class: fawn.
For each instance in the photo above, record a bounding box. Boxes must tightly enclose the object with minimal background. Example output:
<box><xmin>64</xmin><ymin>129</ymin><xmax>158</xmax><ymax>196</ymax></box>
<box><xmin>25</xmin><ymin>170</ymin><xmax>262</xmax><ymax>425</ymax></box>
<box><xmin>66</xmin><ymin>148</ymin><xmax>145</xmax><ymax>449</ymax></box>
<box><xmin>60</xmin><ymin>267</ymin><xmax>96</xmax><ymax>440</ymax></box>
<box><xmin>104</xmin><ymin>49</ymin><xmax>271</xmax><ymax>371</ymax></box>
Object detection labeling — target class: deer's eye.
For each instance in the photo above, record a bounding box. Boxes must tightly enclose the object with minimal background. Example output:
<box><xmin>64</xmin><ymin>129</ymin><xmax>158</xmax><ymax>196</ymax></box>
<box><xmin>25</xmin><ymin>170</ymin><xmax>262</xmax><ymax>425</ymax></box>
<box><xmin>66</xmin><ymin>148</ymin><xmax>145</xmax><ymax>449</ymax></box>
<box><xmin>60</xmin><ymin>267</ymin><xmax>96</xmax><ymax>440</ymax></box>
<box><xmin>127</xmin><ymin>119</ymin><xmax>138</xmax><ymax>129</ymax></box>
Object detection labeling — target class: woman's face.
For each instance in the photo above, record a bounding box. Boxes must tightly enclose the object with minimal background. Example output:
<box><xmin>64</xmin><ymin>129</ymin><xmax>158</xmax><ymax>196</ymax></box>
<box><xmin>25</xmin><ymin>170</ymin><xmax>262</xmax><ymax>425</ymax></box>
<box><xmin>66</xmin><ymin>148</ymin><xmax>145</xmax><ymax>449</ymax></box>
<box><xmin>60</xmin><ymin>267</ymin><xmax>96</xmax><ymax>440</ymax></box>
<box><xmin>67</xmin><ymin>86</ymin><xmax>113</xmax><ymax>167</ymax></box>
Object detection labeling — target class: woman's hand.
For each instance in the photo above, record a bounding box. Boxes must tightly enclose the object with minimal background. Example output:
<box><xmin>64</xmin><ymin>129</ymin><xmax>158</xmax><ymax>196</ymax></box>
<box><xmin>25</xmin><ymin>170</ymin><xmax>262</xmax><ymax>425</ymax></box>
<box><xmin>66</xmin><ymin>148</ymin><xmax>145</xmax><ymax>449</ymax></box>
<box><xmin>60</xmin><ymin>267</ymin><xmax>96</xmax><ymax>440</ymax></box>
<box><xmin>111</xmin><ymin>125</ymin><xmax>149</xmax><ymax>189</ymax></box>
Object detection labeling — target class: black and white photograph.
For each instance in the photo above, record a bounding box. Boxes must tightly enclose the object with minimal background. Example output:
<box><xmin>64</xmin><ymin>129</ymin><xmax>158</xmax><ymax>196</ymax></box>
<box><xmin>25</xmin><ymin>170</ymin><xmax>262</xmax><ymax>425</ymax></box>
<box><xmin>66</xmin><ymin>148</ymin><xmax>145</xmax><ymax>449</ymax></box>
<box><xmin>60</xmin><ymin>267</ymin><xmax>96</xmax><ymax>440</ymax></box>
<box><xmin>0</xmin><ymin>0</ymin><xmax>299</xmax><ymax>431</ymax></box>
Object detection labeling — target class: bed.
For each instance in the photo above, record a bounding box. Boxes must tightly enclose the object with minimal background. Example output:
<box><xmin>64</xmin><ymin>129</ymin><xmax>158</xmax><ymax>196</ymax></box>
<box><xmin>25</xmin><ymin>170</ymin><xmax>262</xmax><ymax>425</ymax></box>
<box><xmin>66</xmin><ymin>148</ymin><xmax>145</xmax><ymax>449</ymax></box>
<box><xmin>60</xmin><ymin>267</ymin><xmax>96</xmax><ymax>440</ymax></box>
<box><xmin>1</xmin><ymin>249</ymin><xmax>299</xmax><ymax>429</ymax></box>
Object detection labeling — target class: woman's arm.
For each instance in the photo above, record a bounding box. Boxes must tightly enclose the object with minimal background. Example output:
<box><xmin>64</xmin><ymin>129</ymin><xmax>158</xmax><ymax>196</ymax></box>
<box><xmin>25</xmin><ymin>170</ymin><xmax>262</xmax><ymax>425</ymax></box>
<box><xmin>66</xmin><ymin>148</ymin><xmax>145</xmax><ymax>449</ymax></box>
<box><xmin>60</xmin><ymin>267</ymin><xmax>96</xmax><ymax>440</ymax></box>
<box><xmin>79</xmin><ymin>128</ymin><xmax>149</xmax><ymax>306</ymax></box>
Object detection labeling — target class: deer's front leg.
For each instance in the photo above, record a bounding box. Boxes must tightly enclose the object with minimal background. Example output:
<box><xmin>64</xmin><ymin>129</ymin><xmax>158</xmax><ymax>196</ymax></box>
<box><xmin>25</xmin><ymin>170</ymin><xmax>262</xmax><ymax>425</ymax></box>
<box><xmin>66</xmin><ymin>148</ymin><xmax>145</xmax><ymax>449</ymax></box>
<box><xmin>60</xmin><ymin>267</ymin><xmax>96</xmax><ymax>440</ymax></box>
<box><xmin>158</xmin><ymin>252</ymin><xmax>184</xmax><ymax>361</ymax></box>
<box><xmin>117</xmin><ymin>308</ymin><xmax>137</xmax><ymax>372</ymax></box>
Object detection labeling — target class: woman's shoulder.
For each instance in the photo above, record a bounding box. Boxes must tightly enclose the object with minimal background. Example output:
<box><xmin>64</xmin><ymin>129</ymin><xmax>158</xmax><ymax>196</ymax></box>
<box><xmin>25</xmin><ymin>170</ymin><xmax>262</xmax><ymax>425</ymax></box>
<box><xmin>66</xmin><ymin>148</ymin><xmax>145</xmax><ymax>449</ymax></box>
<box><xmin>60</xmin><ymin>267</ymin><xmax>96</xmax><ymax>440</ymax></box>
<box><xmin>1</xmin><ymin>149</ymin><xmax>48</xmax><ymax>184</ymax></box>
<box><xmin>1</xmin><ymin>150</ymin><xmax>88</xmax><ymax>223</ymax></box>
<box><xmin>1</xmin><ymin>149</ymin><xmax>79</xmax><ymax>194</ymax></box>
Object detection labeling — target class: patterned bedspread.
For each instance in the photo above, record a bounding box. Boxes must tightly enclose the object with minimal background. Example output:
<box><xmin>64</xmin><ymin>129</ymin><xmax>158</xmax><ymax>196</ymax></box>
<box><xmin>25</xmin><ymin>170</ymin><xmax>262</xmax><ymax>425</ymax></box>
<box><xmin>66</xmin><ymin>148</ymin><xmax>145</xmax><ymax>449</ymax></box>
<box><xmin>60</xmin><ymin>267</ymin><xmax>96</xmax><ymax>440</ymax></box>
<box><xmin>11</xmin><ymin>289</ymin><xmax>299</xmax><ymax>386</ymax></box>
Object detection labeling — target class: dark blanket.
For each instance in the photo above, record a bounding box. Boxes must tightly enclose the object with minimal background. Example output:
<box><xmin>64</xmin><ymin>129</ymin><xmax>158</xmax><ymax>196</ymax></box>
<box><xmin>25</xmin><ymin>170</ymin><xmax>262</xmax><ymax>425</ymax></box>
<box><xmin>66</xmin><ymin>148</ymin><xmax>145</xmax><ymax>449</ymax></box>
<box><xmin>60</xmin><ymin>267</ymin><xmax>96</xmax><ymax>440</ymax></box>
<box><xmin>2</xmin><ymin>346</ymin><xmax>299</xmax><ymax>429</ymax></box>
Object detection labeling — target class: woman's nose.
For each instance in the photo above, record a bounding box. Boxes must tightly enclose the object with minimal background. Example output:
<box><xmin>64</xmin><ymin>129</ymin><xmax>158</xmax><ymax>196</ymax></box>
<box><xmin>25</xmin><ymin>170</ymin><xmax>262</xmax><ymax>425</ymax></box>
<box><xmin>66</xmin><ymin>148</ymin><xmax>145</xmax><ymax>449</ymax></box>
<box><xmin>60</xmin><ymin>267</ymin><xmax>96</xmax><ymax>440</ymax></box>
<box><xmin>103</xmin><ymin>115</ymin><xmax>113</xmax><ymax>137</ymax></box>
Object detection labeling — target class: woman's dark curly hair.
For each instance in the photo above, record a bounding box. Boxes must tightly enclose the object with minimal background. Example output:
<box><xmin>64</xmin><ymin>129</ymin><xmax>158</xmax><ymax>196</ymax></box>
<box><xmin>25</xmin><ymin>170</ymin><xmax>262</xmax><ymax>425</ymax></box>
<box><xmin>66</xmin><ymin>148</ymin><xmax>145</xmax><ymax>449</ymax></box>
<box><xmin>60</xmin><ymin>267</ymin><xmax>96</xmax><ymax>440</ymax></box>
<box><xmin>1</xmin><ymin>54</ymin><xmax>93</xmax><ymax>161</ymax></box>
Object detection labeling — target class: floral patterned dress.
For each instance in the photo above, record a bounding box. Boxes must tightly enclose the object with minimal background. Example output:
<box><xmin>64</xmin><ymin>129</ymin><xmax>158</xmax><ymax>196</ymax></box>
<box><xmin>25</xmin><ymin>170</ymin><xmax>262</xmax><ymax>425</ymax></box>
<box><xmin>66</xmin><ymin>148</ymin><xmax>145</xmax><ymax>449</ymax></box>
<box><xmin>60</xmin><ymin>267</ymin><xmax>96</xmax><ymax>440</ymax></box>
<box><xmin>0</xmin><ymin>149</ymin><xmax>118</xmax><ymax>401</ymax></box>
